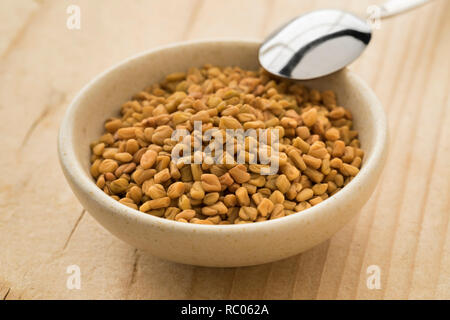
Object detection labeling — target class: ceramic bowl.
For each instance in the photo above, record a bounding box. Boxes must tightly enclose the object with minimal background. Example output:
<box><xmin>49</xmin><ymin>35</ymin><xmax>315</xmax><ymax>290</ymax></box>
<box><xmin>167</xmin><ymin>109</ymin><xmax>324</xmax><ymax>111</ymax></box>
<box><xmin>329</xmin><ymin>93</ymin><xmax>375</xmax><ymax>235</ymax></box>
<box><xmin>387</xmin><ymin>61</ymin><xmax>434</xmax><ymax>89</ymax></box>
<box><xmin>58</xmin><ymin>39</ymin><xmax>387</xmax><ymax>267</ymax></box>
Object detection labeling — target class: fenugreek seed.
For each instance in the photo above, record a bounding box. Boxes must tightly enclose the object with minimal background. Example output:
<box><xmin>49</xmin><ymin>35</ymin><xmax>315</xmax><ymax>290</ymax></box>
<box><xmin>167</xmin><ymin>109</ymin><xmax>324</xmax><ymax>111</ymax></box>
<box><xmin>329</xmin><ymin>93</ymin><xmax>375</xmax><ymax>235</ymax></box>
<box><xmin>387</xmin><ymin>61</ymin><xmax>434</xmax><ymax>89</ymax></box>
<box><xmin>248</xmin><ymin>175</ymin><xmax>266</xmax><ymax>187</ymax></box>
<box><xmin>140</xmin><ymin>149</ymin><xmax>157</xmax><ymax>169</ymax></box>
<box><xmin>167</xmin><ymin>182</ymin><xmax>185</xmax><ymax>199</ymax></box>
<box><xmin>125</xmin><ymin>139</ymin><xmax>140</xmax><ymax>154</ymax></box>
<box><xmin>295</xmin><ymin>201</ymin><xmax>311</xmax><ymax>212</ymax></box>
<box><xmin>219</xmin><ymin>116</ymin><xmax>242</xmax><ymax>130</ymax></box>
<box><xmin>269</xmin><ymin>190</ymin><xmax>285</xmax><ymax>204</ymax></box>
<box><xmin>126</xmin><ymin>186</ymin><xmax>142</xmax><ymax>203</ymax></box>
<box><xmin>275</xmin><ymin>174</ymin><xmax>291</xmax><ymax>193</ymax></box>
<box><xmin>166</xmin><ymin>72</ymin><xmax>186</xmax><ymax>82</ymax></box>
<box><xmin>286</xmin><ymin>183</ymin><xmax>302</xmax><ymax>200</ymax></box>
<box><xmin>178</xmin><ymin>194</ymin><xmax>191</xmax><ymax>210</ymax></box>
<box><xmin>223</xmin><ymin>194</ymin><xmax>237</xmax><ymax>207</ymax></box>
<box><xmin>132</xmin><ymin>168</ymin><xmax>156</xmax><ymax>185</ymax></box>
<box><xmin>308</xmin><ymin>146</ymin><xmax>328</xmax><ymax>159</ymax></box>
<box><xmin>312</xmin><ymin>183</ymin><xmax>328</xmax><ymax>195</ymax></box>
<box><xmin>219</xmin><ymin>172</ymin><xmax>234</xmax><ymax>186</ymax></box>
<box><xmin>342</xmin><ymin>146</ymin><xmax>355</xmax><ymax>163</ymax></box>
<box><xmin>143</xmin><ymin>127</ymin><xmax>154</xmax><ymax>142</ymax></box>
<box><xmin>297</xmin><ymin>188</ymin><xmax>314</xmax><ymax>202</ymax></box>
<box><xmin>99</xmin><ymin>159</ymin><xmax>119</xmax><ymax>174</ymax></box>
<box><xmin>321</xmin><ymin>158</ymin><xmax>331</xmax><ymax>175</ymax></box>
<box><xmin>332</xmin><ymin>140</ymin><xmax>346</xmax><ymax>157</ymax></box>
<box><xmin>154</xmin><ymin>168</ymin><xmax>171</xmax><ymax>184</ymax></box>
<box><xmin>191</xmin><ymin>164</ymin><xmax>203</xmax><ymax>181</ymax></box>
<box><xmin>140</xmin><ymin>197</ymin><xmax>170</xmax><ymax>212</ymax></box>
<box><xmin>114</xmin><ymin>152</ymin><xmax>133</xmax><ymax>163</ymax></box>
<box><xmin>335</xmin><ymin>174</ymin><xmax>344</xmax><ymax>187</ymax></box>
<box><xmin>147</xmin><ymin>184</ymin><xmax>166</xmax><ymax>199</ymax></box>
<box><xmin>200</xmin><ymin>174</ymin><xmax>221</xmax><ymax>192</ymax></box>
<box><xmin>257</xmin><ymin>198</ymin><xmax>274</xmax><ymax>217</ymax></box>
<box><xmin>287</xmin><ymin>149</ymin><xmax>307</xmax><ymax>171</ymax></box>
<box><xmin>292</xmin><ymin>137</ymin><xmax>310</xmax><ymax>154</ymax></box>
<box><xmin>309</xmin><ymin>196</ymin><xmax>323</xmax><ymax>206</ymax></box>
<box><xmin>152</xmin><ymin>126</ymin><xmax>173</xmax><ymax>145</ymax></box>
<box><xmin>104</xmin><ymin>172</ymin><xmax>116</xmax><ymax>181</ymax></box>
<box><xmin>207</xmin><ymin>215</ymin><xmax>222</xmax><ymax>224</ymax></box>
<box><xmin>270</xmin><ymin>204</ymin><xmax>285</xmax><ymax>220</ymax></box>
<box><xmin>190</xmin><ymin>181</ymin><xmax>205</xmax><ymax>200</ymax></box>
<box><xmin>96</xmin><ymin>175</ymin><xmax>106</xmax><ymax>189</ymax></box>
<box><xmin>329</xmin><ymin>107</ymin><xmax>346</xmax><ymax>119</ymax></box>
<box><xmin>302</xmin><ymin>108</ymin><xmax>317</xmax><ymax>127</ymax></box>
<box><xmin>191</xmin><ymin>110</ymin><xmax>210</xmax><ymax>123</ymax></box>
<box><xmin>235</xmin><ymin>187</ymin><xmax>250</xmax><ymax>206</ymax></box>
<box><xmin>165</xmin><ymin>207</ymin><xmax>181</xmax><ymax>220</ymax></box>
<box><xmin>280</xmin><ymin>198</ymin><xmax>294</xmax><ymax>210</ymax></box>
<box><xmin>281</xmin><ymin>163</ymin><xmax>300</xmax><ymax>181</ymax></box>
<box><xmin>90</xmin><ymin>159</ymin><xmax>102</xmax><ymax>178</ymax></box>
<box><xmin>228</xmin><ymin>165</ymin><xmax>251</xmax><ymax>184</ymax></box>
<box><xmin>304</xmin><ymin>167</ymin><xmax>324</xmax><ymax>183</ymax></box>
<box><xmin>93</xmin><ymin>143</ymin><xmax>105</xmax><ymax>156</ymax></box>
<box><xmin>341</xmin><ymin>163</ymin><xmax>359</xmax><ymax>176</ymax></box>
<box><xmin>325</xmin><ymin>127</ymin><xmax>340</xmax><ymax>141</ymax></box>
<box><xmin>303</xmin><ymin>154</ymin><xmax>322</xmax><ymax>169</ymax></box>
<box><xmin>180</xmin><ymin>166</ymin><xmax>193</xmax><ymax>182</ymax></box>
<box><xmin>105</xmin><ymin>119</ymin><xmax>122</xmax><ymax>133</ymax></box>
<box><xmin>110</xmin><ymin>178</ymin><xmax>129</xmax><ymax>194</ymax></box>
<box><xmin>175</xmin><ymin>209</ymin><xmax>195</xmax><ymax>221</ymax></box>
<box><xmin>117</xmin><ymin>127</ymin><xmax>136</xmax><ymax>139</ymax></box>
<box><xmin>132</xmin><ymin>148</ymin><xmax>147</xmax><ymax>164</ymax></box>
<box><xmin>239</xmin><ymin>207</ymin><xmax>258</xmax><ymax>221</ymax></box>
<box><xmin>202</xmin><ymin>201</ymin><xmax>228</xmax><ymax>216</ymax></box>
<box><xmin>351</xmin><ymin>156</ymin><xmax>362</xmax><ymax>168</ymax></box>
<box><xmin>330</xmin><ymin>157</ymin><xmax>343</xmax><ymax>169</ymax></box>
<box><xmin>203</xmin><ymin>192</ymin><xmax>220</xmax><ymax>205</ymax></box>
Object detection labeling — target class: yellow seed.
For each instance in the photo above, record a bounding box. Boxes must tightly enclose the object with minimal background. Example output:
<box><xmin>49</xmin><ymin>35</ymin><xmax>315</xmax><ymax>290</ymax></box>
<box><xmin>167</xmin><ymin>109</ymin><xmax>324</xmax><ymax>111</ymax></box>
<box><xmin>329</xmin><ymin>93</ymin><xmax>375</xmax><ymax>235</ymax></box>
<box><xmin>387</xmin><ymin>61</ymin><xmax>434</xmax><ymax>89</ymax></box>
<box><xmin>190</xmin><ymin>181</ymin><xmax>205</xmax><ymax>200</ymax></box>
<box><xmin>297</xmin><ymin>188</ymin><xmax>314</xmax><ymax>201</ymax></box>
<box><xmin>147</xmin><ymin>184</ymin><xmax>166</xmax><ymax>199</ymax></box>
<box><xmin>154</xmin><ymin>168</ymin><xmax>171</xmax><ymax>184</ymax></box>
<box><xmin>99</xmin><ymin>159</ymin><xmax>118</xmax><ymax>174</ymax></box>
<box><xmin>140</xmin><ymin>149</ymin><xmax>157</xmax><ymax>169</ymax></box>
<box><xmin>114</xmin><ymin>152</ymin><xmax>133</xmax><ymax>163</ymax></box>
<box><xmin>235</xmin><ymin>187</ymin><xmax>250</xmax><ymax>206</ymax></box>
<box><xmin>302</xmin><ymin>108</ymin><xmax>317</xmax><ymax>127</ymax></box>
<box><xmin>257</xmin><ymin>198</ymin><xmax>274</xmax><ymax>217</ymax></box>
<box><xmin>109</xmin><ymin>178</ymin><xmax>129</xmax><ymax>194</ymax></box>
<box><xmin>269</xmin><ymin>190</ymin><xmax>285</xmax><ymax>204</ymax></box>
<box><xmin>219</xmin><ymin>116</ymin><xmax>242</xmax><ymax>130</ymax></box>
<box><xmin>201</xmin><ymin>174</ymin><xmax>221</xmax><ymax>192</ymax></box>
<box><xmin>167</xmin><ymin>182</ymin><xmax>185</xmax><ymax>199</ymax></box>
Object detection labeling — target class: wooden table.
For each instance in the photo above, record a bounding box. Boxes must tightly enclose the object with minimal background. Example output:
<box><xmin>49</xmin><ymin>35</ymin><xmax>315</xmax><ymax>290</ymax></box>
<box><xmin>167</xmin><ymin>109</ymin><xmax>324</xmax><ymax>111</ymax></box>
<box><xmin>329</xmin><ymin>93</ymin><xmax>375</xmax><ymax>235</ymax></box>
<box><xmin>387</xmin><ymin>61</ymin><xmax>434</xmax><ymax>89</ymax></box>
<box><xmin>1</xmin><ymin>0</ymin><xmax>449</xmax><ymax>300</ymax></box>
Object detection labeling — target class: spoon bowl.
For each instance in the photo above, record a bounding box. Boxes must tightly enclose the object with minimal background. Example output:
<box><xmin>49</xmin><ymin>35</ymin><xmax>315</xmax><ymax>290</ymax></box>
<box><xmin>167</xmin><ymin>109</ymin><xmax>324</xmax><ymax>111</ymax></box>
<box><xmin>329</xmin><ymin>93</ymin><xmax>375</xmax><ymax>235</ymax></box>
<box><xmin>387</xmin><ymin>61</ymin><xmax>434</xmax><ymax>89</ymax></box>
<box><xmin>259</xmin><ymin>9</ymin><xmax>372</xmax><ymax>80</ymax></box>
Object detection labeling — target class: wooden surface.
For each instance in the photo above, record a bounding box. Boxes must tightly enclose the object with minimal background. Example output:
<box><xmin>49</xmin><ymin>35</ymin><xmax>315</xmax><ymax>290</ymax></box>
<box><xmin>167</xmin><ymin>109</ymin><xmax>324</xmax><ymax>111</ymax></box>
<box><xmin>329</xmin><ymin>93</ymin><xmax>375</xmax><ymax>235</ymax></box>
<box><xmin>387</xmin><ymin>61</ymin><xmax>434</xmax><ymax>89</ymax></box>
<box><xmin>1</xmin><ymin>0</ymin><xmax>449</xmax><ymax>300</ymax></box>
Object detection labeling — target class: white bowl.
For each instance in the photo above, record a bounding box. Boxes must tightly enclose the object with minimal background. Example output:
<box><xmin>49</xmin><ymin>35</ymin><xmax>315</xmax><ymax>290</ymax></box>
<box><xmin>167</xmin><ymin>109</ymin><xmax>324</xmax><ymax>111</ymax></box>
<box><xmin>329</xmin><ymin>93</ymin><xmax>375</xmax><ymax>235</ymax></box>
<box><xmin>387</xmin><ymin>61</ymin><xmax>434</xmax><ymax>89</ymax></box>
<box><xmin>58</xmin><ymin>40</ymin><xmax>387</xmax><ymax>267</ymax></box>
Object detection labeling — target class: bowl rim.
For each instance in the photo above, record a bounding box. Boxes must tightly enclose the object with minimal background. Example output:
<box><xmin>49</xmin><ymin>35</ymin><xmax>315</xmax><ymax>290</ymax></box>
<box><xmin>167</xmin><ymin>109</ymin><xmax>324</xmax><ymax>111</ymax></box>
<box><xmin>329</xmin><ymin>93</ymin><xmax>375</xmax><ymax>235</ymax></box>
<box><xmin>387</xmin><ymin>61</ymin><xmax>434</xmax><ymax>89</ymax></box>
<box><xmin>58</xmin><ymin>38</ymin><xmax>387</xmax><ymax>235</ymax></box>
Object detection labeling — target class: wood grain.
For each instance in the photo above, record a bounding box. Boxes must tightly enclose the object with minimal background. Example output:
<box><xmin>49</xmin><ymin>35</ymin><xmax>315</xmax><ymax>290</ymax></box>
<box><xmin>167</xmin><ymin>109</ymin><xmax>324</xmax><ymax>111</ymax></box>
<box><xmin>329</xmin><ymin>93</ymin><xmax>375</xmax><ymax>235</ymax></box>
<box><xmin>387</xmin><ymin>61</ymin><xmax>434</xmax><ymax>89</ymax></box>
<box><xmin>0</xmin><ymin>0</ymin><xmax>448</xmax><ymax>300</ymax></box>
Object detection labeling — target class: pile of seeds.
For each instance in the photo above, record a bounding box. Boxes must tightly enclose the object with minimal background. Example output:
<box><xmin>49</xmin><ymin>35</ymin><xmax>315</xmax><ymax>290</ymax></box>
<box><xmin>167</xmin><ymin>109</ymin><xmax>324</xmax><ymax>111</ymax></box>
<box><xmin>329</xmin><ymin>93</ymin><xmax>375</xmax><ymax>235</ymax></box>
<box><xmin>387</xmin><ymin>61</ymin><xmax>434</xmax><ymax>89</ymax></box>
<box><xmin>90</xmin><ymin>65</ymin><xmax>363</xmax><ymax>225</ymax></box>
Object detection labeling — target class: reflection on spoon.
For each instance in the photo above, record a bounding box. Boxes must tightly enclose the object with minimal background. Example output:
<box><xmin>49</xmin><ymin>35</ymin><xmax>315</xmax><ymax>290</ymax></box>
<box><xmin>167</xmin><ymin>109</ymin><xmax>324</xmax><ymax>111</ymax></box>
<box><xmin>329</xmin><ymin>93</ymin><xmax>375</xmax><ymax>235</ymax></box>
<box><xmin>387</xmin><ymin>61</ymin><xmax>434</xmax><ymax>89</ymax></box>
<box><xmin>259</xmin><ymin>9</ymin><xmax>372</xmax><ymax>80</ymax></box>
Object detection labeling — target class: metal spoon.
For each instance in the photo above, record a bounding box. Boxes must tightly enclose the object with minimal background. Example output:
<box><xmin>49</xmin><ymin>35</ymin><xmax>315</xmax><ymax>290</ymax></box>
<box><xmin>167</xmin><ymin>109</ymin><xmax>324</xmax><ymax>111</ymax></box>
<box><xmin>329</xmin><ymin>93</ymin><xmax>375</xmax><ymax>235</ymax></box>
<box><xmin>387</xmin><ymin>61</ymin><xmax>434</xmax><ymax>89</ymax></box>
<box><xmin>259</xmin><ymin>0</ymin><xmax>432</xmax><ymax>80</ymax></box>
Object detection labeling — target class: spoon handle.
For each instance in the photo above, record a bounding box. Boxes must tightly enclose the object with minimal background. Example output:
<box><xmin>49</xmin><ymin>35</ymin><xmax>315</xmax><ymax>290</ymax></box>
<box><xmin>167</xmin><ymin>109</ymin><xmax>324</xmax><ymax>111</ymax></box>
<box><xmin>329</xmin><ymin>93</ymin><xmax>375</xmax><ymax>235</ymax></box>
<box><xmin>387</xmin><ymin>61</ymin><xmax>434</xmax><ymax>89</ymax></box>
<box><xmin>379</xmin><ymin>0</ymin><xmax>432</xmax><ymax>18</ymax></box>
